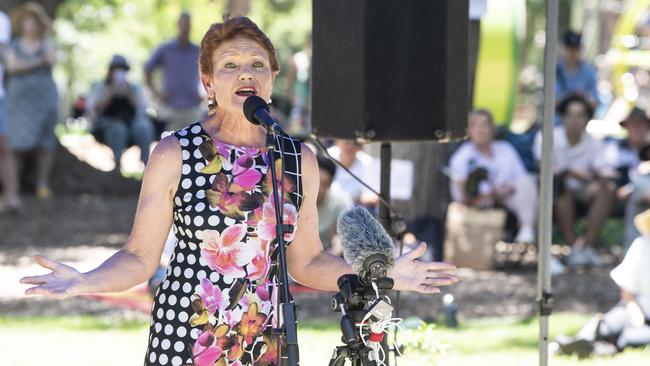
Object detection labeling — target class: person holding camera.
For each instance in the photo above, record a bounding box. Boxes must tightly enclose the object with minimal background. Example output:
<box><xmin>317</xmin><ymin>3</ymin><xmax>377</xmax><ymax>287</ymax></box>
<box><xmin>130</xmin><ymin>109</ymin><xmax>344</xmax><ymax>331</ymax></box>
<box><xmin>88</xmin><ymin>54</ymin><xmax>155</xmax><ymax>171</ymax></box>
<box><xmin>449</xmin><ymin>109</ymin><xmax>538</xmax><ymax>244</ymax></box>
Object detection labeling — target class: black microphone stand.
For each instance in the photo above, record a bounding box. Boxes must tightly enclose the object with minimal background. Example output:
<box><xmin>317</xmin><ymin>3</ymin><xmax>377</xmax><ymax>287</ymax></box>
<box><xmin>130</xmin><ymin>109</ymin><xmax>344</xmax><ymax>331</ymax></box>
<box><xmin>265</xmin><ymin>126</ymin><xmax>299</xmax><ymax>366</ymax></box>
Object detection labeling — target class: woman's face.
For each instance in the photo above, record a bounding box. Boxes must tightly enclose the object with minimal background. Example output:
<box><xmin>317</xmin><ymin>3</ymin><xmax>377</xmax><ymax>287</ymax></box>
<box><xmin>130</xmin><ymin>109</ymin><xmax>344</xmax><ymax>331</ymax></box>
<box><xmin>21</xmin><ymin>14</ymin><xmax>41</xmax><ymax>38</ymax></box>
<box><xmin>563</xmin><ymin>102</ymin><xmax>589</xmax><ymax>138</ymax></box>
<box><xmin>625</xmin><ymin>118</ymin><xmax>650</xmax><ymax>146</ymax></box>
<box><xmin>201</xmin><ymin>36</ymin><xmax>275</xmax><ymax>116</ymax></box>
<box><xmin>467</xmin><ymin>113</ymin><xmax>494</xmax><ymax>146</ymax></box>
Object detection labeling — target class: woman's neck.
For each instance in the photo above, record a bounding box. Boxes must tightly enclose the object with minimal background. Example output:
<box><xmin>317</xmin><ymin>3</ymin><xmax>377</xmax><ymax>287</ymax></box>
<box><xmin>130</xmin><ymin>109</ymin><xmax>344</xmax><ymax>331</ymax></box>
<box><xmin>566</xmin><ymin>131</ymin><xmax>582</xmax><ymax>146</ymax></box>
<box><xmin>202</xmin><ymin>108</ymin><xmax>267</xmax><ymax>147</ymax></box>
<box><xmin>474</xmin><ymin>142</ymin><xmax>492</xmax><ymax>156</ymax></box>
<box><xmin>21</xmin><ymin>34</ymin><xmax>41</xmax><ymax>43</ymax></box>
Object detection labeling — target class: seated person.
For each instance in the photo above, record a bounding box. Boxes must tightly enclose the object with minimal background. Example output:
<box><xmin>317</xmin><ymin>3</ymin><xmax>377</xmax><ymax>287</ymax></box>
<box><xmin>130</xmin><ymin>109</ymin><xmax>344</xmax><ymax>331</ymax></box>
<box><xmin>316</xmin><ymin>154</ymin><xmax>353</xmax><ymax>256</ymax></box>
<box><xmin>534</xmin><ymin>94</ymin><xmax>615</xmax><ymax>268</ymax></box>
<box><xmin>555</xmin><ymin>208</ymin><xmax>650</xmax><ymax>357</ymax></box>
<box><xmin>603</xmin><ymin>107</ymin><xmax>650</xmax><ymax>208</ymax></box>
<box><xmin>623</xmin><ymin>144</ymin><xmax>650</xmax><ymax>251</ymax></box>
<box><xmin>87</xmin><ymin>55</ymin><xmax>155</xmax><ymax>171</ymax></box>
<box><xmin>327</xmin><ymin>139</ymin><xmax>378</xmax><ymax>206</ymax></box>
<box><xmin>449</xmin><ymin>109</ymin><xmax>538</xmax><ymax>244</ymax></box>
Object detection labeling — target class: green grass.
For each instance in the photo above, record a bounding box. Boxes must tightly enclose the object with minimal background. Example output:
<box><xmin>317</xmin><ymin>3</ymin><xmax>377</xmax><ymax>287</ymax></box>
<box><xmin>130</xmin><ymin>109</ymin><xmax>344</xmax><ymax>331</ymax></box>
<box><xmin>0</xmin><ymin>315</ymin><xmax>146</xmax><ymax>331</ymax></box>
<box><xmin>0</xmin><ymin>313</ymin><xmax>647</xmax><ymax>365</ymax></box>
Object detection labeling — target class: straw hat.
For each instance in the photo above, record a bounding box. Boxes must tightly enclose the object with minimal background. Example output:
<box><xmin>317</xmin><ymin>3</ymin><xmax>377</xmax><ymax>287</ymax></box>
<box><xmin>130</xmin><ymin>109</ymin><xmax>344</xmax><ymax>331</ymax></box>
<box><xmin>633</xmin><ymin>208</ymin><xmax>650</xmax><ymax>236</ymax></box>
<box><xmin>10</xmin><ymin>2</ymin><xmax>52</xmax><ymax>37</ymax></box>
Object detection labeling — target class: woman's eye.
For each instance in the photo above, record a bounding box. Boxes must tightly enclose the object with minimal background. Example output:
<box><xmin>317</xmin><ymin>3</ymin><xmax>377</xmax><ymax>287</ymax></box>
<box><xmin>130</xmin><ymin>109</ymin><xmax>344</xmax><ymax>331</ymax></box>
<box><xmin>253</xmin><ymin>61</ymin><xmax>264</xmax><ymax>68</ymax></box>
<box><xmin>224</xmin><ymin>62</ymin><xmax>236</xmax><ymax>69</ymax></box>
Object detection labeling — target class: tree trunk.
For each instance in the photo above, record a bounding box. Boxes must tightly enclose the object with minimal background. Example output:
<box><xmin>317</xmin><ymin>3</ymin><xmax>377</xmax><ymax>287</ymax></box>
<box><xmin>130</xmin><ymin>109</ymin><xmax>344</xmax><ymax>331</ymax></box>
<box><xmin>227</xmin><ymin>0</ymin><xmax>250</xmax><ymax>17</ymax></box>
<box><xmin>367</xmin><ymin>141</ymin><xmax>454</xmax><ymax>222</ymax></box>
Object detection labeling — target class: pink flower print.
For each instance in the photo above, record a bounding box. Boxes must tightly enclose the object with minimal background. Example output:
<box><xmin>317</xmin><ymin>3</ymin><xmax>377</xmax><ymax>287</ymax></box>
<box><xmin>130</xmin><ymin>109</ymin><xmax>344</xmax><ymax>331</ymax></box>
<box><xmin>198</xmin><ymin>278</ymin><xmax>227</xmax><ymax>314</ymax></box>
<box><xmin>241</xmin><ymin>145</ymin><xmax>262</xmax><ymax>155</ymax></box>
<box><xmin>245</xmin><ymin>239</ymin><xmax>271</xmax><ymax>281</ymax></box>
<box><xmin>255</xmin><ymin>279</ymin><xmax>271</xmax><ymax>302</ymax></box>
<box><xmin>213</xmin><ymin>140</ymin><xmax>233</xmax><ymax>160</ymax></box>
<box><xmin>192</xmin><ymin>330</ymin><xmax>224</xmax><ymax>366</ymax></box>
<box><xmin>207</xmin><ymin>173</ymin><xmax>264</xmax><ymax>220</ymax></box>
<box><xmin>254</xmin><ymin>335</ymin><xmax>280</xmax><ymax>366</ymax></box>
<box><xmin>261</xmin><ymin>158</ymin><xmax>296</xmax><ymax>203</ymax></box>
<box><xmin>257</xmin><ymin>202</ymin><xmax>298</xmax><ymax>242</ymax></box>
<box><xmin>200</xmin><ymin>225</ymin><xmax>257</xmax><ymax>278</ymax></box>
<box><xmin>231</xmin><ymin>154</ymin><xmax>263</xmax><ymax>191</ymax></box>
<box><xmin>223</xmin><ymin>307</ymin><xmax>245</xmax><ymax>328</ymax></box>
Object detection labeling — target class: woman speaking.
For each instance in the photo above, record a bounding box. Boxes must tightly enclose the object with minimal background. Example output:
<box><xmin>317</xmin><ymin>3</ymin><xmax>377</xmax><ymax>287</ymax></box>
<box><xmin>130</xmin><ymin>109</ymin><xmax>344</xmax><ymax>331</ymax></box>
<box><xmin>20</xmin><ymin>16</ymin><xmax>457</xmax><ymax>366</ymax></box>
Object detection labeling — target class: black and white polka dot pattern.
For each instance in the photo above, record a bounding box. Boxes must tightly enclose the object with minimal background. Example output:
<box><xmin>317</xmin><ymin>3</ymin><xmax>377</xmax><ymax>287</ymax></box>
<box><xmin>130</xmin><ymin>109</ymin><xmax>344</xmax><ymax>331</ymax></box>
<box><xmin>143</xmin><ymin>121</ymin><xmax>302</xmax><ymax>366</ymax></box>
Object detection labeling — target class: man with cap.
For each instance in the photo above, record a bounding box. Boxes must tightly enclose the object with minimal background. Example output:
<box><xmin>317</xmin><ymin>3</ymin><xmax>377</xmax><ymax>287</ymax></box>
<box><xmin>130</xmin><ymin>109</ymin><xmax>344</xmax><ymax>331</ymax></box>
<box><xmin>88</xmin><ymin>54</ymin><xmax>155</xmax><ymax>171</ymax></box>
<box><xmin>556</xmin><ymin>31</ymin><xmax>600</xmax><ymax>116</ymax></box>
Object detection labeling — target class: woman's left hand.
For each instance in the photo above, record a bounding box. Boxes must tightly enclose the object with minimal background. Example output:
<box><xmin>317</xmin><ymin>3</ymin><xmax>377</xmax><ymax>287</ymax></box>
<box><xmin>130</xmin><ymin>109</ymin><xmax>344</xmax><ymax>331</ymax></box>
<box><xmin>389</xmin><ymin>242</ymin><xmax>458</xmax><ymax>294</ymax></box>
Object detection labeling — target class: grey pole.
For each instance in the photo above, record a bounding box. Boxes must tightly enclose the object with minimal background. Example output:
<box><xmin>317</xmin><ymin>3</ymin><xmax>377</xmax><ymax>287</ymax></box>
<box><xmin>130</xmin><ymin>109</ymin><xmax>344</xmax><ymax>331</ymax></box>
<box><xmin>537</xmin><ymin>0</ymin><xmax>559</xmax><ymax>366</ymax></box>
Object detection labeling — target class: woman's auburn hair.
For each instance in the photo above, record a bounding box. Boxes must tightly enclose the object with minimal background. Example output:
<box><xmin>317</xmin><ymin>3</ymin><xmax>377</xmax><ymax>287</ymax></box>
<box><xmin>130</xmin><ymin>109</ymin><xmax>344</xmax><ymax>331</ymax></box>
<box><xmin>11</xmin><ymin>1</ymin><xmax>52</xmax><ymax>37</ymax></box>
<box><xmin>199</xmin><ymin>16</ymin><xmax>280</xmax><ymax>76</ymax></box>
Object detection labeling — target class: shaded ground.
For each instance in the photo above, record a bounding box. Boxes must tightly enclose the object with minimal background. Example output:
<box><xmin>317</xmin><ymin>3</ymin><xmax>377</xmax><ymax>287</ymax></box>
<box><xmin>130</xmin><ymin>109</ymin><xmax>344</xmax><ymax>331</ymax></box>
<box><xmin>1</xmin><ymin>194</ymin><xmax>620</xmax><ymax>322</ymax></box>
<box><xmin>0</xmin><ymin>142</ymin><xmax>621</xmax><ymax>321</ymax></box>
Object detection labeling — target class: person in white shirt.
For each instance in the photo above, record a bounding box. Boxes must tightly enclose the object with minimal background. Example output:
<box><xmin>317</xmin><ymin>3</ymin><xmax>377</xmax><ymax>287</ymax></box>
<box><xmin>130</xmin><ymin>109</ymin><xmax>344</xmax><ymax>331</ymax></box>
<box><xmin>534</xmin><ymin>94</ymin><xmax>615</xmax><ymax>268</ymax></box>
<box><xmin>327</xmin><ymin>139</ymin><xmax>378</xmax><ymax>206</ymax></box>
<box><xmin>449</xmin><ymin>109</ymin><xmax>538</xmax><ymax>244</ymax></box>
<box><xmin>555</xmin><ymin>208</ymin><xmax>650</xmax><ymax>357</ymax></box>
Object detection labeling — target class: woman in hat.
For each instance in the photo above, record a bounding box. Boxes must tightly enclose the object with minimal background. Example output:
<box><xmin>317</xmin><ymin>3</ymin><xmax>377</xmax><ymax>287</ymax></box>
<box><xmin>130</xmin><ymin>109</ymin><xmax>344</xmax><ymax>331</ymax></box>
<box><xmin>88</xmin><ymin>54</ymin><xmax>155</xmax><ymax>171</ymax></box>
<box><xmin>3</xmin><ymin>2</ymin><xmax>58</xmax><ymax>210</ymax></box>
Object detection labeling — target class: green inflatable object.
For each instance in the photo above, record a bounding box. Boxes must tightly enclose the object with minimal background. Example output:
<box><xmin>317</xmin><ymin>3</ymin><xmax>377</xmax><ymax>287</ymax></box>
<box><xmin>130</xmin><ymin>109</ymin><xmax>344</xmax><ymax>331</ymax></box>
<box><xmin>473</xmin><ymin>0</ymin><xmax>524</xmax><ymax>125</ymax></box>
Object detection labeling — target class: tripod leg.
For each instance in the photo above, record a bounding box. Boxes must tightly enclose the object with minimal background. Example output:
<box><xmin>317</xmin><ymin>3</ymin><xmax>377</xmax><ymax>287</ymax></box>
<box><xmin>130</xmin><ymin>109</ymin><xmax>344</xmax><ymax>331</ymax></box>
<box><xmin>329</xmin><ymin>347</ymin><xmax>347</xmax><ymax>366</ymax></box>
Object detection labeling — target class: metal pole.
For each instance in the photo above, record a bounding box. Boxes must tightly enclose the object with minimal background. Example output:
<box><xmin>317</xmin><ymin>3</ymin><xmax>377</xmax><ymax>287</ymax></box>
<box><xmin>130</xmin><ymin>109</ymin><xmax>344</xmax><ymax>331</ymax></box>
<box><xmin>378</xmin><ymin>142</ymin><xmax>392</xmax><ymax>365</ymax></box>
<box><xmin>537</xmin><ymin>1</ymin><xmax>558</xmax><ymax>366</ymax></box>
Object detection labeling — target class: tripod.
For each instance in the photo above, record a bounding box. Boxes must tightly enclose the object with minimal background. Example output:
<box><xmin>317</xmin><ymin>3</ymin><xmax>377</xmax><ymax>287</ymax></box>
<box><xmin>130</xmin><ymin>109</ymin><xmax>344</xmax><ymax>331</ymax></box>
<box><xmin>329</xmin><ymin>274</ymin><xmax>394</xmax><ymax>366</ymax></box>
<box><xmin>329</xmin><ymin>343</ymin><xmax>378</xmax><ymax>366</ymax></box>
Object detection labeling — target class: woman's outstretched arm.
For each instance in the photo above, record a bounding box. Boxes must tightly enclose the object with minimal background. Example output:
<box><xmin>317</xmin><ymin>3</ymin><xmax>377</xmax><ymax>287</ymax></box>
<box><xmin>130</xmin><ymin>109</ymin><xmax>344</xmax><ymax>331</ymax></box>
<box><xmin>20</xmin><ymin>135</ymin><xmax>182</xmax><ymax>298</ymax></box>
<box><xmin>287</xmin><ymin>145</ymin><xmax>458</xmax><ymax>294</ymax></box>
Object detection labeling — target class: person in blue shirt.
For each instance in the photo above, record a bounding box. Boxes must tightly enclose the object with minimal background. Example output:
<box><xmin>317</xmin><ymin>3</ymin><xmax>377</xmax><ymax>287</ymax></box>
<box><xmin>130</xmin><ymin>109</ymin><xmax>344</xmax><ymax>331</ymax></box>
<box><xmin>556</xmin><ymin>31</ymin><xmax>599</xmax><ymax>123</ymax></box>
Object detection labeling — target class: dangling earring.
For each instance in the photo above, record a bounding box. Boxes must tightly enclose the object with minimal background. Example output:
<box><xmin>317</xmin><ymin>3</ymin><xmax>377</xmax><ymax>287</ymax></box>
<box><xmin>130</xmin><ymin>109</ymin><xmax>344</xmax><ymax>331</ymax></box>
<box><xmin>207</xmin><ymin>96</ymin><xmax>217</xmax><ymax>115</ymax></box>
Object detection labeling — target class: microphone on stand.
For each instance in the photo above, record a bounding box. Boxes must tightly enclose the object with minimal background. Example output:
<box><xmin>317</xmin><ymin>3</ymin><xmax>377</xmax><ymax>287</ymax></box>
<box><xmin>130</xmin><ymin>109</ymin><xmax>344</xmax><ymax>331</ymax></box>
<box><xmin>332</xmin><ymin>207</ymin><xmax>398</xmax><ymax>365</ymax></box>
<box><xmin>243</xmin><ymin>95</ymin><xmax>283</xmax><ymax>133</ymax></box>
<box><xmin>338</xmin><ymin>206</ymin><xmax>395</xmax><ymax>286</ymax></box>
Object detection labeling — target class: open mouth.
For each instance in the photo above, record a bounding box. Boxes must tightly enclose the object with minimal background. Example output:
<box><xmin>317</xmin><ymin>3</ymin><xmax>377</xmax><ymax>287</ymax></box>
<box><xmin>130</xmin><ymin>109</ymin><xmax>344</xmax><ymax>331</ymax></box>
<box><xmin>235</xmin><ymin>86</ymin><xmax>257</xmax><ymax>97</ymax></box>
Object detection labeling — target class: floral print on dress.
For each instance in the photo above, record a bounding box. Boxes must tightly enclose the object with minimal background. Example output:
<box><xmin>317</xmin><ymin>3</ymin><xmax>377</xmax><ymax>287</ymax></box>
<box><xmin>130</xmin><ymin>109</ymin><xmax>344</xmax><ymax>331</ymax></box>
<box><xmin>189</xmin><ymin>134</ymin><xmax>298</xmax><ymax>366</ymax></box>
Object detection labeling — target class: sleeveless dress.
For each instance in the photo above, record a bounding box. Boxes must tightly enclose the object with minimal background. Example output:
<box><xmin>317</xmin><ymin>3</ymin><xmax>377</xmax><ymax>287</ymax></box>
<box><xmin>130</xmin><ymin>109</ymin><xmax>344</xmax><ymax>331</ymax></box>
<box><xmin>145</xmin><ymin>121</ymin><xmax>303</xmax><ymax>366</ymax></box>
<box><xmin>5</xmin><ymin>39</ymin><xmax>59</xmax><ymax>151</ymax></box>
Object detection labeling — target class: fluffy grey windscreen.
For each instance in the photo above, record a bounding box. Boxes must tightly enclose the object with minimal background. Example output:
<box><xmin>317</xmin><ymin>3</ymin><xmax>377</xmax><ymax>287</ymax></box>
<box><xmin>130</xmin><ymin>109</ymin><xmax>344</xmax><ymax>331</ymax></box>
<box><xmin>337</xmin><ymin>206</ymin><xmax>395</xmax><ymax>274</ymax></box>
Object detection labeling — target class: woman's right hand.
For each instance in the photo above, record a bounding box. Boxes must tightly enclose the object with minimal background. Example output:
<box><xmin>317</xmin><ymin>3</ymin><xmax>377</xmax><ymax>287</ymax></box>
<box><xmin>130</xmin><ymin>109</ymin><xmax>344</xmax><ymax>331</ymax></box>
<box><xmin>19</xmin><ymin>255</ymin><xmax>89</xmax><ymax>300</ymax></box>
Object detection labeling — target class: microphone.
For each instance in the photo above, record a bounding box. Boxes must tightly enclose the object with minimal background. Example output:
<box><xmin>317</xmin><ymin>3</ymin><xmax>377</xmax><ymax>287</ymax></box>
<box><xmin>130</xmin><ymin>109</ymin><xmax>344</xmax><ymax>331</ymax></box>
<box><xmin>337</xmin><ymin>206</ymin><xmax>395</xmax><ymax>286</ymax></box>
<box><xmin>243</xmin><ymin>96</ymin><xmax>282</xmax><ymax>133</ymax></box>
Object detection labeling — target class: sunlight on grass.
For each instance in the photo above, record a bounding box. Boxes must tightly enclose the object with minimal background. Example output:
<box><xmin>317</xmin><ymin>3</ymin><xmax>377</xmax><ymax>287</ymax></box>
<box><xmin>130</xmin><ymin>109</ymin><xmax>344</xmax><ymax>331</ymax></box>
<box><xmin>0</xmin><ymin>314</ymin><xmax>647</xmax><ymax>366</ymax></box>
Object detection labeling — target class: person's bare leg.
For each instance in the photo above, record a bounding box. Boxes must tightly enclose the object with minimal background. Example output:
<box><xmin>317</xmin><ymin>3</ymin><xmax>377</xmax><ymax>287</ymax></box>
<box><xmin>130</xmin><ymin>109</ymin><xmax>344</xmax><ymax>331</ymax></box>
<box><xmin>35</xmin><ymin>148</ymin><xmax>55</xmax><ymax>197</ymax></box>
<box><xmin>1</xmin><ymin>144</ymin><xmax>23</xmax><ymax>208</ymax></box>
<box><xmin>584</xmin><ymin>180</ymin><xmax>615</xmax><ymax>247</ymax></box>
<box><xmin>556</xmin><ymin>189</ymin><xmax>577</xmax><ymax>246</ymax></box>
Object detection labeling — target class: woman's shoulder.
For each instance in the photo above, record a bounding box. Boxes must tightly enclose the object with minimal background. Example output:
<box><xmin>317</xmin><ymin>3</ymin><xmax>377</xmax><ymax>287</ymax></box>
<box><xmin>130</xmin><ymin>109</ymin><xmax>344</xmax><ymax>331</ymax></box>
<box><xmin>149</xmin><ymin>134</ymin><xmax>182</xmax><ymax>164</ymax></box>
<box><xmin>450</xmin><ymin>141</ymin><xmax>474</xmax><ymax>160</ymax></box>
<box><xmin>493</xmin><ymin>140</ymin><xmax>518</xmax><ymax>155</ymax></box>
